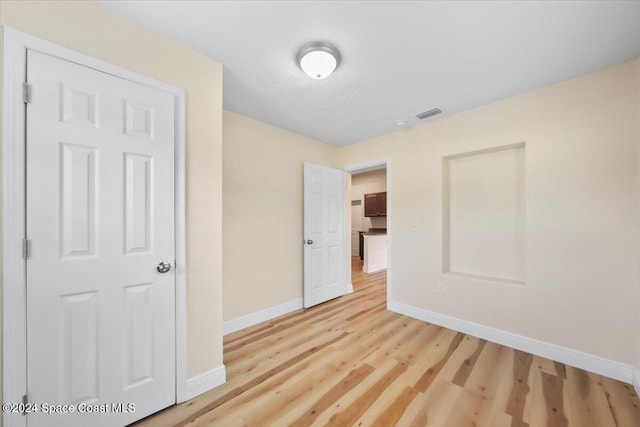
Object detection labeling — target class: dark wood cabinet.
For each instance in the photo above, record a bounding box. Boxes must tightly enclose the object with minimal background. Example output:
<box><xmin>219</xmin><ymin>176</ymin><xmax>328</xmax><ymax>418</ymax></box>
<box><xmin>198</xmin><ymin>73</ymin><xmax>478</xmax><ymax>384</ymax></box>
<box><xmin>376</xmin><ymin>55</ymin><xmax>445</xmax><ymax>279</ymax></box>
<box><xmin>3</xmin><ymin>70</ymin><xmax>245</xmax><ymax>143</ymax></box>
<box><xmin>364</xmin><ymin>193</ymin><xmax>379</xmax><ymax>217</ymax></box>
<box><xmin>377</xmin><ymin>192</ymin><xmax>386</xmax><ymax>216</ymax></box>
<box><xmin>364</xmin><ymin>192</ymin><xmax>387</xmax><ymax>217</ymax></box>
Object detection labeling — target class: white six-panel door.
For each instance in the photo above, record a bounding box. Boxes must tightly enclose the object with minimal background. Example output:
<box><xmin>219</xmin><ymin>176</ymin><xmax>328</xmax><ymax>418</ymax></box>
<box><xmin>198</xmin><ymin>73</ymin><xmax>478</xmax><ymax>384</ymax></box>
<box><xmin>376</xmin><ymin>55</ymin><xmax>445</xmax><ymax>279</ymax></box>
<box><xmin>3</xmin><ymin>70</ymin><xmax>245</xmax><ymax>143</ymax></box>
<box><xmin>303</xmin><ymin>162</ymin><xmax>346</xmax><ymax>308</ymax></box>
<box><xmin>26</xmin><ymin>50</ymin><xmax>175</xmax><ymax>426</ymax></box>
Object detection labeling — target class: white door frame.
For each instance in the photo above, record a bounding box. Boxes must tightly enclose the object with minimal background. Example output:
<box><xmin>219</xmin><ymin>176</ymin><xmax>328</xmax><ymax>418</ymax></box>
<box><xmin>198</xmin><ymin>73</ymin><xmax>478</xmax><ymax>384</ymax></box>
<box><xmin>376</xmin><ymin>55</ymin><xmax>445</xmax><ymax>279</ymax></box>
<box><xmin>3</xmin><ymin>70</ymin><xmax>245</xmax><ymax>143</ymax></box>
<box><xmin>2</xmin><ymin>27</ymin><xmax>189</xmax><ymax>427</ymax></box>
<box><xmin>343</xmin><ymin>158</ymin><xmax>391</xmax><ymax>306</ymax></box>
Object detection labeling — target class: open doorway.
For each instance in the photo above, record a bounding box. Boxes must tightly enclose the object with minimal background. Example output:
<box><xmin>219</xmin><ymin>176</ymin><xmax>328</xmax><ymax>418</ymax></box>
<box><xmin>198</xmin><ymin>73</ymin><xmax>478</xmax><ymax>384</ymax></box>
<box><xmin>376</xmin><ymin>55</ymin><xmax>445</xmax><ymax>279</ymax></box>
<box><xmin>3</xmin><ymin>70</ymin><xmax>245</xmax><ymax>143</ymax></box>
<box><xmin>346</xmin><ymin>164</ymin><xmax>389</xmax><ymax>297</ymax></box>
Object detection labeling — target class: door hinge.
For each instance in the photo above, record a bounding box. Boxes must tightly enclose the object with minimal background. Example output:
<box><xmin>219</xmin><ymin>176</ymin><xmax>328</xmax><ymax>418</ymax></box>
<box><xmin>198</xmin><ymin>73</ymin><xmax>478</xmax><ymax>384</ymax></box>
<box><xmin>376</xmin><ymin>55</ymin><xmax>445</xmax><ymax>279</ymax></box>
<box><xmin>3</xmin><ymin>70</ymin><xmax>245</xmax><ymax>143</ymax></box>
<box><xmin>22</xmin><ymin>394</ymin><xmax>28</xmax><ymax>415</ymax></box>
<box><xmin>22</xmin><ymin>239</ymin><xmax>31</xmax><ymax>259</ymax></box>
<box><xmin>23</xmin><ymin>82</ymin><xmax>30</xmax><ymax>104</ymax></box>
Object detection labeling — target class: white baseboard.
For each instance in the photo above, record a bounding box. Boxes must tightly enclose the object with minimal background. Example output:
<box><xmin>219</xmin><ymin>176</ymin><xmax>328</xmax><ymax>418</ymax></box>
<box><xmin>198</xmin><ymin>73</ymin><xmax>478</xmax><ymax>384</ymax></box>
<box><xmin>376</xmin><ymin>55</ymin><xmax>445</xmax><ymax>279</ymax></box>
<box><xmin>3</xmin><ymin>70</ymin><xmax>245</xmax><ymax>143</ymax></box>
<box><xmin>346</xmin><ymin>283</ymin><xmax>354</xmax><ymax>294</ymax></box>
<box><xmin>388</xmin><ymin>300</ymin><xmax>634</xmax><ymax>384</ymax></box>
<box><xmin>634</xmin><ymin>367</ymin><xmax>640</xmax><ymax>397</ymax></box>
<box><xmin>184</xmin><ymin>365</ymin><xmax>226</xmax><ymax>401</ymax></box>
<box><xmin>363</xmin><ymin>263</ymin><xmax>386</xmax><ymax>273</ymax></box>
<box><xmin>223</xmin><ymin>298</ymin><xmax>303</xmax><ymax>335</ymax></box>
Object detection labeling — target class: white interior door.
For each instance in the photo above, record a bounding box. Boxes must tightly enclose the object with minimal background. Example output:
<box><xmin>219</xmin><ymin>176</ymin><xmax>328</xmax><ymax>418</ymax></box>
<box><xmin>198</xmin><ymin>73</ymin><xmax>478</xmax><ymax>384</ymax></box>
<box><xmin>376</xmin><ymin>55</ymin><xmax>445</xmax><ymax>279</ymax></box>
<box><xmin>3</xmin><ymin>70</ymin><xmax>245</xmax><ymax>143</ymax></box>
<box><xmin>26</xmin><ymin>50</ymin><xmax>175</xmax><ymax>426</ymax></box>
<box><xmin>303</xmin><ymin>162</ymin><xmax>346</xmax><ymax>308</ymax></box>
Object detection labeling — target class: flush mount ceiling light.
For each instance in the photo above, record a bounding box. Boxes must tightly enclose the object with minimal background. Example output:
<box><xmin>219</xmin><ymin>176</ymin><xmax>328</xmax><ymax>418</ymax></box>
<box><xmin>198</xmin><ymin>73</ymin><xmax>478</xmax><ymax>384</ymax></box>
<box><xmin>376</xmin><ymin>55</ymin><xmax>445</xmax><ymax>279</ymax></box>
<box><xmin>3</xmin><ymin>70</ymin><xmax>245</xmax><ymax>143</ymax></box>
<box><xmin>296</xmin><ymin>42</ymin><xmax>341</xmax><ymax>80</ymax></box>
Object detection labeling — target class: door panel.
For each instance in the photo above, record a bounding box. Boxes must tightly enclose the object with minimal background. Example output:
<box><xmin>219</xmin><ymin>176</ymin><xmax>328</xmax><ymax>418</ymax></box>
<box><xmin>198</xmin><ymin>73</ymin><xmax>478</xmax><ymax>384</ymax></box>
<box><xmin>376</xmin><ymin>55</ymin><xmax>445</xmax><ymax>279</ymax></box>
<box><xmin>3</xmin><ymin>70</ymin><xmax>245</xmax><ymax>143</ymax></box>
<box><xmin>123</xmin><ymin>282</ymin><xmax>154</xmax><ymax>388</ymax></box>
<box><xmin>364</xmin><ymin>193</ymin><xmax>378</xmax><ymax>216</ymax></box>
<box><xmin>124</xmin><ymin>153</ymin><xmax>154</xmax><ymax>254</ymax></box>
<box><xmin>60</xmin><ymin>143</ymin><xmax>98</xmax><ymax>257</ymax></box>
<box><xmin>61</xmin><ymin>291</ymin><xmax>99</xmax><ymax>404</ymax></box>
<box><xmin>26</xmin><ymin>50</ymin><xmax>175</xmax><ymax>426</ymax></box>
<box><xmin>378</xmin><ymin>192</ymin><xmax>387</xmax><ymax>216</ymax></box>
<box><xmin>303</xmin><ymin>162</ymin><xmax>346</xmax><ymax>308</ymax></box>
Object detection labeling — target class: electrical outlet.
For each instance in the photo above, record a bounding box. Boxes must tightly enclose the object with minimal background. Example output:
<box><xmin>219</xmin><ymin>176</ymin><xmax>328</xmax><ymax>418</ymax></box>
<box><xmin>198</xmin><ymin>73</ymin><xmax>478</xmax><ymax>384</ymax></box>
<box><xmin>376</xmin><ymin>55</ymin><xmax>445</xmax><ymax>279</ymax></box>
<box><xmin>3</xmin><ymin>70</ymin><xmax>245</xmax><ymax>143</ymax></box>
<box><xmin>437</xmin><ymin>283</ymin><xmax>446</xmax><ymax>295</ymax></box>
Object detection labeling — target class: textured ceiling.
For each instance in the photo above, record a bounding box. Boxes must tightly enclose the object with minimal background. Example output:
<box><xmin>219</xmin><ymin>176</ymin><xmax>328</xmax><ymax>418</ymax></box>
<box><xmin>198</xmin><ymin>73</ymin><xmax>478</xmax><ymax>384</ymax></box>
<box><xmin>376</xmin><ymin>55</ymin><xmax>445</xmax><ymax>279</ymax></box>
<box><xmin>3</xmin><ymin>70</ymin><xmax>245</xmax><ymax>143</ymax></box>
<box><xmin>94</xmin><ymin>1</ymin><xmax>640</xmax><ymax>147</ymax></box>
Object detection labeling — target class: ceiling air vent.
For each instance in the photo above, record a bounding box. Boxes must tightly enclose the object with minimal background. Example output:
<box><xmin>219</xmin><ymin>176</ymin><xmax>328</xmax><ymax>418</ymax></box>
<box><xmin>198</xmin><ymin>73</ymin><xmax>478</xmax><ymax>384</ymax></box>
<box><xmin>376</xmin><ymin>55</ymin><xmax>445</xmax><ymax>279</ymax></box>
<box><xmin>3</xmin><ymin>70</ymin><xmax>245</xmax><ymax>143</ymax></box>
<box><xmin>415</xmin><ymin>107</ymin><xmax>442</xmax><ymax>120</ymax></box>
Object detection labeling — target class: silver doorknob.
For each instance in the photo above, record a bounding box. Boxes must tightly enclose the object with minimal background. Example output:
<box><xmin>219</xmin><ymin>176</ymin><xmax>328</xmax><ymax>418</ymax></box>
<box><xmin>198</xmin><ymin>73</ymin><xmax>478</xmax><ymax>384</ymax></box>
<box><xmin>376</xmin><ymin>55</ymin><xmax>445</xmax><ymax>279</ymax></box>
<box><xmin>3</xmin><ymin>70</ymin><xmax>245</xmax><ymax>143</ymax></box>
<box><xmin>306</xmin><ymin>239</ymin><xmax>313</xmax><ymax>245</ymax></box>
<box><xmin>157</xmin><ymin>262</ymin><xmax>171</xmax><ymax>273</ymax></box>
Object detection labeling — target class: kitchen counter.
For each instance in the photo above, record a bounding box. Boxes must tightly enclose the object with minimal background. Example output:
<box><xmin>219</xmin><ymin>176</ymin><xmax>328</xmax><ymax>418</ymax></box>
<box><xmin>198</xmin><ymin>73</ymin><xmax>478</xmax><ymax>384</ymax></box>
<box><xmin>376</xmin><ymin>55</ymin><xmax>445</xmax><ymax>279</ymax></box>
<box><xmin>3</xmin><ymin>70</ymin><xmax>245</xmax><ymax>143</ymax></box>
<box><xmin>363</xmin><ymin>234</ymin><xmax>388</xmax><ymax>273</ymax></box>
<box><xmin>358</xmin><ymin>228</ymin><xmax>386</xmax><ymax>260</ymax></box>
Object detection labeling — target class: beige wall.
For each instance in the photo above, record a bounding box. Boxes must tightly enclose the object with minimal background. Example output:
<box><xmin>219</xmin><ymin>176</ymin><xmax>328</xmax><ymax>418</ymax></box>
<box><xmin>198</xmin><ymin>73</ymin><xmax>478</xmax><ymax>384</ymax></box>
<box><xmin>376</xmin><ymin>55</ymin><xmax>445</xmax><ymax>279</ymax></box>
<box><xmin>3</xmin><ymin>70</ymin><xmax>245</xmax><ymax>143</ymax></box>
<box><xmin>445</xmin><ymin>145</ymin><xmax>526</xmax><ymax>283</ymax></box>
<box><xmin>351</xmin><ymin>169</ymin><xmax>387</xmax><ymax>231</ymax></box>
<box><xmin>0</xmin><ymin>0</ymin><xmax>224</xmax><ymax>379</ymax></box>
<box><xmin>222</xmin><ymin>111</ymin><xmax>336</xmax><ymax>321</ymax></box>
<box><xmin>339</xmin><ymin>60</ymin><xmax>640</xmax><ymax>364</ymax></box>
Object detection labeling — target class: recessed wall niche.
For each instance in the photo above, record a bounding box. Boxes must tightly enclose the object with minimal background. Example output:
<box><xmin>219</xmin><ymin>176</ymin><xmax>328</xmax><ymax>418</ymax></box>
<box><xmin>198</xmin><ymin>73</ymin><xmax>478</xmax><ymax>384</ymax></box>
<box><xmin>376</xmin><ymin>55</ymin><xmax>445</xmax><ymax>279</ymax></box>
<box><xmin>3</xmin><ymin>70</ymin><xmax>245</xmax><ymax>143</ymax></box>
<box><xmin>443</xmin><ymin>143</ymin><xmax>526</xmax><ymax>284</ymax></box>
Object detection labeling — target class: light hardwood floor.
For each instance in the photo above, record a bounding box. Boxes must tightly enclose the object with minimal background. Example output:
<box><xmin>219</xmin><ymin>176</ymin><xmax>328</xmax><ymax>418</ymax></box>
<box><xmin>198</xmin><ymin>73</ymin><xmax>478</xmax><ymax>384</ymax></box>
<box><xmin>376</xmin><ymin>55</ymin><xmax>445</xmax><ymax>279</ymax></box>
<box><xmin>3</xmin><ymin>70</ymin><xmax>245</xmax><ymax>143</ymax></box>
<box><xmin>136</xmin><ymin>256</ymin><xmax>640</xmax><ymax>426</ymax></box>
